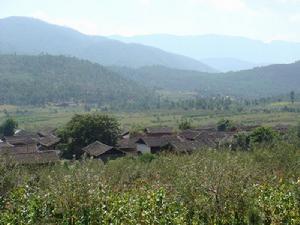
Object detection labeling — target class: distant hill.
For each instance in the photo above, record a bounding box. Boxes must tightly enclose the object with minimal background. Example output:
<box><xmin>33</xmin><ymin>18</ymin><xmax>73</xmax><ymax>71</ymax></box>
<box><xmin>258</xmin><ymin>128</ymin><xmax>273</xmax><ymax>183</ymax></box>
<box><xmin>0</xmin><ymin>55</ymin><xmax>156</xmax><ymax>107</ymax></box>
<box><xmin>111</xmin><ymin>34</ymin><xmax>300</xmax><ymax>71</ymax></box>
<box><xmin>201</xmin><ymin>58</ymin><xmax>264</xmax><ymax>72</ymax></box>
<box><xmin>111</xmin><ymin>62</ymin><xmax>300</xmax><ymax>98</ymax></box>
<box><xmin>0</xmin><ymin>17</ymin><xmax>215</xmax><ymax>72</ymax></box>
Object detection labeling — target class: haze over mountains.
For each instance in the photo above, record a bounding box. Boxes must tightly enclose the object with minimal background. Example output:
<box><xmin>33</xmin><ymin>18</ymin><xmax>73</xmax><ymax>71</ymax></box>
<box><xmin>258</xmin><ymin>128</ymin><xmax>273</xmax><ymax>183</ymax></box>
<box><xmin>111</xmin><ymin>34</ymin><xmax>300</xmax><ymax>72</ymax></box>
<box><xmin>0</xmin><ymin>17</ymin><xmax>215</xmax><ymax>72</ymax></box>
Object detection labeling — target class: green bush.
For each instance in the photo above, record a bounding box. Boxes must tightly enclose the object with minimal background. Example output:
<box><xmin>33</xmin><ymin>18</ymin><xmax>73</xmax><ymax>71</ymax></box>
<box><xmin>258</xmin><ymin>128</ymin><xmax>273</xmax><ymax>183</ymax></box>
<box><xmin>250</xmin><ymin>127</ymin><xmax>278</xmax><ymax>144</ymax></box>
<box><xmin>217</xmin><ymin>119</ymin><xmax>236</xmax><ymax>132</ymax></box>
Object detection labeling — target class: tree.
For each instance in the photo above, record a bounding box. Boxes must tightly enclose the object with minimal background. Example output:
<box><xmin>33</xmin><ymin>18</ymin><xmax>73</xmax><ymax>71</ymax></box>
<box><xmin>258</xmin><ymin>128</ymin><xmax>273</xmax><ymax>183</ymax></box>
<box><xmin>0</xmin><ymin>118</ymin><xmax>18</xmax><ymax>136</ymax></box>
<box><xmin>59</xmin><ymin>114</ymin><xmax>120</xmax><ymax>159</ymax></box>
<box><xmin>290</xmin><ymin>91</ymin><xmax>295</xmax><ymax>104</ymax></box>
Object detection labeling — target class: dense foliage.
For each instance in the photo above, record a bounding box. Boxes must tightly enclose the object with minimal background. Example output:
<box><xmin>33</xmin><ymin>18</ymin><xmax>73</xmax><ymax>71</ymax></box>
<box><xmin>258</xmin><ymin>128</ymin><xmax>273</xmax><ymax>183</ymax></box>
<box><xmin>0</xmin><ymin>141</ymin><xmax>299</xmax><ymax>224</ymax></box>
<box><xmin>0</xmin><ymin>55</ymin><xmax>156</xmax><ymax>108</ymax></box>
<box><xmin>58</xmin><ymin>114</ymin><xmax>121</xmax><ymax>158</ymax></box>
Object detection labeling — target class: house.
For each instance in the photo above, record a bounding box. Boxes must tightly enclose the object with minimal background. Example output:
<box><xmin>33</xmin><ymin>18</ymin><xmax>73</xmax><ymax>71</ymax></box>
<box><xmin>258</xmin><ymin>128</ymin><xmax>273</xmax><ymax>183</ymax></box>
<box><xmin>82</xmin><ymin>141</ymin><xmax>125</xmax><ymax>162</ymax></box>
<box><xmin>145</xmin><ymin>127</ymin><xmax>174</xmax><ymax>137</ymax></box>
<box><xmin>117</xmin><ymin>137</ymin><xmax>139</xmax><ymax>156</ymax></box>
<box><xmin>37</xmin><ymin>135</ymin><xmax>61</xmax><ymax>150</ymax></box>
<box><xmin>136</xmin><ymin>136</ymin><xmax>169</xmax><ymax>154</ymax></box>
<box><xmin>8</xmin><ymin>150</ymin><xmax>60</xmax><ymax>165</ymax></box>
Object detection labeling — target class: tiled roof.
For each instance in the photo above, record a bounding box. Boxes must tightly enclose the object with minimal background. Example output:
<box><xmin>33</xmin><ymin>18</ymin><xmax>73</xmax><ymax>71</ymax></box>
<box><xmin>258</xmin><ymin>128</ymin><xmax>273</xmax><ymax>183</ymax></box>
<box><xmin>8</xmin><ymin>151</ymin><xmax>60</xmax><ymax>164</ymax></box>
<box><xmin>4</xmin><ymin>135</ymin><xmax>37</xmax><ymax>145</ymax></box>
<box><xmin>37</xmin><ymin>135</ymin><xmax>61</xmax><ymax>147</ymax></box>
<box><xmin>136</xmin><ymin>136</ymin><xmax>169</xmax><ymax>148</ymax></box>
<box><xmin>145</xmin><ymin>127</ymin><xmax>173</xmax><ymax>135</ymax></box>
<box><xmin>82</xmin><ymin>141</ymin><xmax>114</xmax><ymax>157</ymax></box>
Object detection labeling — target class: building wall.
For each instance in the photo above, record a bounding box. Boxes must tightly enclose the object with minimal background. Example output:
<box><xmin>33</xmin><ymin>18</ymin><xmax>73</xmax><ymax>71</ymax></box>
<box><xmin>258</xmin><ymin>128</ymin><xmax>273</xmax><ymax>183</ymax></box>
<box><xmin>136</xmin><ymin>144</ymin><xmax>151</xmax><ymax>154</ymax></box>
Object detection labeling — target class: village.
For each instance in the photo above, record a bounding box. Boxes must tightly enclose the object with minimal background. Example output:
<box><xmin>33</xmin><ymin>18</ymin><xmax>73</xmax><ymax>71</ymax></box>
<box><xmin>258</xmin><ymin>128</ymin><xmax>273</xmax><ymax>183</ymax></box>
<box><xmin>0</xmin><ymin>121</ymin><xmax>289</xmax><ymax>165</ymax></box>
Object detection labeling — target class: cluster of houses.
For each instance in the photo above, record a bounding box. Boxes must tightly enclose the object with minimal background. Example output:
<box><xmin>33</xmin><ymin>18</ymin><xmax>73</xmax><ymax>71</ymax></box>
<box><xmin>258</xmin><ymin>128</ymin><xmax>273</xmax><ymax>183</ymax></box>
<box><xmin>0</xmin><ymin>124</ymin><xmax>290</xmax><ymax>164</ymax></box>
<box><xmin>0</xmin><ymin>128</ymin><xmax>61</xmax><ymax>164</ymax></box>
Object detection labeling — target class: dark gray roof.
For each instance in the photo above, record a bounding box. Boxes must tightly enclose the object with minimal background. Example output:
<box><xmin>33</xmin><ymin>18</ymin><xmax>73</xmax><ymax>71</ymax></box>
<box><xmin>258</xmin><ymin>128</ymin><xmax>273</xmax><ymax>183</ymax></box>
<box><xmin>179</xmin><ymin>129</ymin><xmax>201</xmax><ymax>140</ymax></box>
<box><xmin>145</xmin><ymin>127</ymin><xmax>173</xmax><ymax>135</ymax></box>
<box><xmin>37</xmin><ymin>135</ymin><xmax>61</xmax><ymax>147</ymax></box>
<box><xmin>37</xmin><ymin>128</ymin><xmax>57</xmax><ymax>137</ymax></box>
<box><xmin>82</xmin><ymin>141</ymin><xmax>114</xmax><ymax>157</ymax></box>
<box><xmin>8</xmin><ymin>151</ymin><xmax>60</xmax><ymax>164</ymax></box>
<box><xmin>136</xmin><ymin>136</ymin><xmax>170</xmax><ymax>147</ymax></box>
<box><xmin>0</xmin><ymin>144</ymin><xmax>37</xmax><ymax>154</ymax></box>
<box><xmin>4</xmin><ymin>135</ymin><xmax>37</xmax><ymax>145</ymax></box>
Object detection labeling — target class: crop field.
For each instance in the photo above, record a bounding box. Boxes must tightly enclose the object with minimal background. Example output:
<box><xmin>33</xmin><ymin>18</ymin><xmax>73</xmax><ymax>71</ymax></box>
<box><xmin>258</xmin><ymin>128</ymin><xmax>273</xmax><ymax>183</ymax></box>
<box><xmin>1</xmin><ymin>102</ymin><xmax>300</xmax><ymax>131</ymax></box>
<box><xmin>1</xmin><ymin>142</ymin><xmax>299</xmax><ymax>224</ymax></box>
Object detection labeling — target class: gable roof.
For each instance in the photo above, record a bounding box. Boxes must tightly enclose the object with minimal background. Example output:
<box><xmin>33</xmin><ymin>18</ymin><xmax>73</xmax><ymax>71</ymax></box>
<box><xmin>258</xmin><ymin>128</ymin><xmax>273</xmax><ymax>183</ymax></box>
<box><xmin>37</xmin><ymin>135</ymin><xmax>61</xmax><ymax>147</ymax></box>
<box><xmin>179</xmin><ymin>129</ymin><xmax>201</xmax><ymax>140</ymax></box>
<box><xmin>37</xmin><ymin>128</ymin><xmax>57</xmax><ymax>137</ymax></box>
<box><xmin>145</xmin><ymin>127</ymin><xmax>173</xmax><ymax>135</ymax></box>
<box><xmin>136</xmin><ymin>136</ymin><xmax>169</xmax><ymax>148</ymax></box>
<box><xmin>8</xmin><ymin>151</ymin><xmax>60</xmax><ymax>164</ymax></box>
<box><xmin>3</xmin><ymin>135</ymin><xmax>37</xmax><ymax>146</ymax></box>
<box><xmin>1</xmin><ymin>145</ymin><xmax>37</xmax><ymax>154</ymax></box>
<box><xmin>82</xmin><ymin>141</ymin><xmax>114</xmax><ymax>157</ymax></box>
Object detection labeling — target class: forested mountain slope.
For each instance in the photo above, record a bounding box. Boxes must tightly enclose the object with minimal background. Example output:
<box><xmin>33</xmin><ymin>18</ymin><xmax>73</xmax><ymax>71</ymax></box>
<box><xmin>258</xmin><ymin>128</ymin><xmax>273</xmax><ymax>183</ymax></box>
<box><xmin>112</xmin><ymin>62</ymin><xmax>300</xmax><ymax>98</ymax></box>
<box><xmin>0</xmin><ymin>55</ymin><xmax>155</xmax><ymax>107</ymax></box>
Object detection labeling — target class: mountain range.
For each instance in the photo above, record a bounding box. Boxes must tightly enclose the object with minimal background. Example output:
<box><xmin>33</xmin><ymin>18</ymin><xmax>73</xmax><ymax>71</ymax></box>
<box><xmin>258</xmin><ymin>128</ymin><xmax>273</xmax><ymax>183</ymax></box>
<box><xmin>111</xmin><ymin>34</ymin><xmax>300</xmax><ymax>72</ymax></box>
<box><xmin>0</xmin><ymin>17</ymin><xmax>215</xmax><ymax>72</ymax></box>
<box><xmin>0</xmin><ymin>54</ymin><xmax>299</xmax><ymax>106</ymax></box>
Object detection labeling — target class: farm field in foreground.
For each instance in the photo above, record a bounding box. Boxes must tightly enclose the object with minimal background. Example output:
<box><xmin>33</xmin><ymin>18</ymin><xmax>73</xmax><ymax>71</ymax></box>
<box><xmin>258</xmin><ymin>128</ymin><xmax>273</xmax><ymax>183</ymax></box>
<box><xmin>1</xmin><ymin>142</ymin><xmax>299</xmax><ymax>224</ymax></box>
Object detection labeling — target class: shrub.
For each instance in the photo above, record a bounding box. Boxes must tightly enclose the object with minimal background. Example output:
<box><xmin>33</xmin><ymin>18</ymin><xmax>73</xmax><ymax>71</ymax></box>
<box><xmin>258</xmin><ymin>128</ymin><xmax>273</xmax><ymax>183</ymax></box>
<box><xmin>217</xmin><ymin>119</ymin><xmax>236</xmax><ymax>132</ymax></box>
<box><xmin>178</xmin><ymin>118</ymin><xmax>192</xmax><ymax>130</ymax></box>
<box><xmin>250</xmin><ymin>127</ymin><xmax>278</xmax><ymax>144</ymax></box>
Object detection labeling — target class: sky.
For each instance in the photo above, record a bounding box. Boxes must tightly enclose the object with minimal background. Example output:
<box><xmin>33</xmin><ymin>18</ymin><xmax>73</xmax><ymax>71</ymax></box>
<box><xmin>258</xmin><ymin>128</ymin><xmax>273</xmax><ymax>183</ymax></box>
<box><xmin>1</xmin><ymin>0</ymin><xmax>300</xmax><ymax>42</ymax></box>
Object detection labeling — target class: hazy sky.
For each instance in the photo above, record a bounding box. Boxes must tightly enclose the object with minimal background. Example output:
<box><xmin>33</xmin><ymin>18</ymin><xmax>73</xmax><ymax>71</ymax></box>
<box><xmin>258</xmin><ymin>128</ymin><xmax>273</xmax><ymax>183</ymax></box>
<box><xmin>1</xmin><ymin>0</ymin><xmax>300</xmax><ymax>41</ymax></box>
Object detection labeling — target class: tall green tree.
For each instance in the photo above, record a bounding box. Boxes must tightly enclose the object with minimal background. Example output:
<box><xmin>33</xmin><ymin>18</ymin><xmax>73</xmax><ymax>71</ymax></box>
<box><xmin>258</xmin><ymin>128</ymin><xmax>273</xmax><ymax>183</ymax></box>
<box><xmin>59</xmin><ymin>114</ymin><xmax>121</xmax><ymax>159</ymax></box>
<box><xmin>0</xmin><ymin>118</ymin><xmax>18</xmax><ymax>136</ymax></box>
